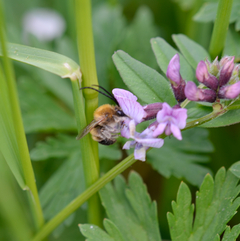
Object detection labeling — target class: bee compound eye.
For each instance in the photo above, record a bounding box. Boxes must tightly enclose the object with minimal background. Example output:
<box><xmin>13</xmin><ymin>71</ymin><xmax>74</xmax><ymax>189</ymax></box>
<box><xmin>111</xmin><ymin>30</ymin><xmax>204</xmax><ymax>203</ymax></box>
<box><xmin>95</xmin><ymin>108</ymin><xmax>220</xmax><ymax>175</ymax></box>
<box><xmin>117</xmin><ymin>110</ymin><xmax>125</xmax><ymax>116</ymax></box>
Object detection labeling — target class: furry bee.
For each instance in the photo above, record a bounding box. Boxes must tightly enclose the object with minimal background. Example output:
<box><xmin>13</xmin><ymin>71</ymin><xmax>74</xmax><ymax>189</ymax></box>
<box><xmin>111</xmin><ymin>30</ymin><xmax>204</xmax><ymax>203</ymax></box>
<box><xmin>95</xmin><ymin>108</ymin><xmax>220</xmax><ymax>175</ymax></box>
<box><xmin>76</xmin><ymin>86</ymin><xmax>126</xmax><ymax>145</ymax></box>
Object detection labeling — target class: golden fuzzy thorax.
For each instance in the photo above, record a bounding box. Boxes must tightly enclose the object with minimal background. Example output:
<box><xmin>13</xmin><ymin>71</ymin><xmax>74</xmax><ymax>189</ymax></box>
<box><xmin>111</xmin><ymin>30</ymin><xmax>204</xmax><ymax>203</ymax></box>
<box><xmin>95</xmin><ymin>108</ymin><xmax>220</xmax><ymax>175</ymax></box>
<box><xmin>93</xmin><ymin>104</ymin><xmax>115</xmax><ymax>122</ymax></box>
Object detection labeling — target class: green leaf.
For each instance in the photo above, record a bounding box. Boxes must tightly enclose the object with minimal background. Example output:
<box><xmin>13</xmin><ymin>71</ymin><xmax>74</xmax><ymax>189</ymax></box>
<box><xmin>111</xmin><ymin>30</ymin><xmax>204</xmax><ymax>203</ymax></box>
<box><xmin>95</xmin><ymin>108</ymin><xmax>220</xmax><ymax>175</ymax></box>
<box><xmin>191</xmin><ymin>168</ymin><xmax>240</xmax><ymax>241</ymax></box>
<box><xmin>168</xmin><ymin>167</ymin><xmax>240</xmax><ymax>241</ymax></box>
<box><xmin>193</xmin><ymin>1</ymin><xmax>240</xmax><ymax>24</ymax></box>
<box><xmin>39</xmin><ymin>151</ymin><xmax>85</xmax><ymax>228</ymax></box>
<box><xmin>193</xmin><ymin>2</ymin><xmax>218</xmax><ymax>23</ymax></box>
<box><xmin>112</xmin><ymin>50</ymin><xmax>176</xmax><ymax>105</ymax></box>
<box><xmin>167</xmin><ymin>182</ymin><xmax>194</xmax><ymax>241</ymax></box>
<box><xmin>30</xmin><ymin>134</ymin><xmax>78</xmax><ymax>161</ymax></box>
<box><xmin>79</xmin><ymin>224</ymin><xmax>114</xmax><ymax>241</ymax></box>
<box><xmin>150</xmin><ymin>37</ymin><xmax>195</xmax><ymax>81</ymax></box>
<box><xmin>223</xmin><ymin>27</ymin><xmax>240</xmax><ymax>62</ymax></box>
<box><xmin>147</xmin><ymin>128</ymin><xmax>213</xmax><ymax>186</ymax></box>
<box><xmin>222</xmin><ymin>224</ymin><xmax>240</xmax><ymax>241</ymax></box>
<box><xmin>18</xmin><ymin>77</ymin><xmax>76</xmax><ymax>133</ymax></box>
<box><xmin>0</xmin><ymin>43</ymin><xmax>81</xmax><ymax>79</ymax></box>
<box><xmin>172</xmin><ymin>34</ymin><xmax>211</xmax><ymax>68</ymax></box>
<box><xmin>81</xmin><ymin>172</ymin><xmax>162</xmax><ymax>241</ymax></box>
<box><xmin>119</xmin><ymin>6</ymin><xmax>159</xmax><ymax>70</ymax></box>
<box><xmin>93</xmin><ymin>3</ymin><xmax>126</xmax><ymax>82</ymax></box>
<box><xmin>103</xmin><ymin>219</ymin><xmax>125</xmax><ymax>241</ymax></box>
<box><xmin>0</xmin><ymin>66</ymin><xmax>25</xmax><ymax>189</ymax></box>
<box><xmin>229</xmin><ymin>161</ymin><xmax>240</xmax><ymax>178</ymax></box>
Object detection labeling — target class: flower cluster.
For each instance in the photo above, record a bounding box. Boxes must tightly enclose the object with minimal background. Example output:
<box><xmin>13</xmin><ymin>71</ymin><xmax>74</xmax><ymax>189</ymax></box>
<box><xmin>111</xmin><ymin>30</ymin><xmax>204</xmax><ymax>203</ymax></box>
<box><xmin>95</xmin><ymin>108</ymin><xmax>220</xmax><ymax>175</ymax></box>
<box><xmin>112</xmin><ymin>89</ymin><xmax>187</xmax><ymax>161</ymax></box>
<box><xmin>112</xmin><ymin>54</ymin><xmax>239</xmax><ymax>161</ymax></box>
<box><xmin>167</xmin><ymin>54</ymin><xmax>240</xmax><ymax>103</ymax></box>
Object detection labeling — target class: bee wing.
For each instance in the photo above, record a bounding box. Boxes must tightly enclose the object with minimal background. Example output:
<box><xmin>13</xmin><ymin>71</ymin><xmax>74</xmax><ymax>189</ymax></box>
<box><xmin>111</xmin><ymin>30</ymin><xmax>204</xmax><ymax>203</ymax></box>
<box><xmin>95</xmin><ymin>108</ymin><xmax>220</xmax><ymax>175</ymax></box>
<box><xmin>76</xmin><ymin>118</ymin><xmax>105</xmax><ymax>140</ymax></box>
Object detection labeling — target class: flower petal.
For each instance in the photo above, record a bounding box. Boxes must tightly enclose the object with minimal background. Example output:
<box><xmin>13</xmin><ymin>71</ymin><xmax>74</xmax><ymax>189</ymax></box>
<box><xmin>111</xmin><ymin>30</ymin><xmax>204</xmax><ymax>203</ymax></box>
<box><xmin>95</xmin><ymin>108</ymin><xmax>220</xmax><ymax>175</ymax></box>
<box><xmin>134</xmin><ymin>146</ymin><xmax>147</xmax><ymax>161</ymax></box>
<box><xmin>170</xmin><ymin>124</ymin><xmax>182</xmax><ymax>140</ymax></box>
<box><xmin>112</xmin><ymin>88</ymin><xmax>146</xmax><ymax>123</ymax></box>
<box><xmin>123</xmin><ymin>140</ymin><xmax>135</xmax><ymax>149</ymax></box>
<box><xmin>135</xmin><ymin>137</ymin><xmax>164</xmax><ymax>148</ymax></box>
<box><xmin>173</xmin><ymin>108</ymin><xmax>187</xmax><ymax>129</ymax></box>
<box><xmin>153</xmin><ymin>122</ymin><xmax>167</xmax><ymax>137</ymax></box>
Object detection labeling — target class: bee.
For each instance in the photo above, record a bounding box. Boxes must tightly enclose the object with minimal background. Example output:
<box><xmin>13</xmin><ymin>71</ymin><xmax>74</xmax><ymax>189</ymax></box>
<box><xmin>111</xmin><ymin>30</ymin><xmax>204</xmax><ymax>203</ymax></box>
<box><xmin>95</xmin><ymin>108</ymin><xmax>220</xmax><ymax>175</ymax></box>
<box><xmin>76</xmin><ymin>86</ymin><xmax>127</xmax><ymax>145</ymax></box>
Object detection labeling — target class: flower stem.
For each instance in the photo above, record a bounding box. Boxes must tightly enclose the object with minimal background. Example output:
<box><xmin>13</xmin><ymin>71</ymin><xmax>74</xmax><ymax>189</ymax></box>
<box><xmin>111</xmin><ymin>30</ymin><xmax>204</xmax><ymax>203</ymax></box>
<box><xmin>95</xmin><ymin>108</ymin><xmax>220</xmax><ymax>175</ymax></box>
<box><xmin>71</xmin><ymin>78</ymin><xmax>101</xmax><ymax>226</ymax></box>
<box><xmin>32</xmin><ymin>154</ymin><xmax>136</xmax><ymax>241</ymax></box>
<box><xmin>0</xmin><ymin>1</ymin><xmax>44</xmax><ymax>230</ymax></box>
<box><xmin>74</xmin><ymin>0</ymin><xmax>101</xmax><ymax>226</ymax></box>
<box><xmin>209</xmin><ymin>0</ymin><xmax>234</xmax><ymax>58</ymax></box>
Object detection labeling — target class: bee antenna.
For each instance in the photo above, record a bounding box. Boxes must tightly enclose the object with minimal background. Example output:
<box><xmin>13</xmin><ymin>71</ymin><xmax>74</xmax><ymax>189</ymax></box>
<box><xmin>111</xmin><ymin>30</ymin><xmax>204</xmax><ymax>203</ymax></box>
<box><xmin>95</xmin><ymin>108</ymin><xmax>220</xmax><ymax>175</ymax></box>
<box><xmin>80</xmin><ymin>86</ymin><xmax>119</xmax><ymax>105</ymax></box>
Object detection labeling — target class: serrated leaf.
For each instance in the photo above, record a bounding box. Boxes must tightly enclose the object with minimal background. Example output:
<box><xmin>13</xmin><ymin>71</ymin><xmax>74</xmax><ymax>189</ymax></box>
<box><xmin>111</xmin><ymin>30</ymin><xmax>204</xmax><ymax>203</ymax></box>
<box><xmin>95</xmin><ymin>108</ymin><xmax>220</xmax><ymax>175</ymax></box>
<box><xmin>223</xmin><ymin>27</ymin><xmax>240</xmax><ymax>62</ymax></box>
<box><xmin>103</xmin><ymin>220</ymin><xmax>125</xmax><ymax>241</ymax></box>
<box><xmin>193</xmin><ymin>1</ymin><xmax>240</xmax><ymax>24</ymax></box>
<box><xmin>39</xmin><ymin>151</ymin><xmax>85</xmax><ymax>234</ymax></box>
<box><xmin>230</xmin><ymin>161</ymin><xmax>240</xmax><ymax>179</ymax></box>
<box><xmin>172</xmin><ymin>34</ymin><xmax>211</xmax><ymax>68</ymax></box>
<box><xmin>150</xmin><ymin>37</ymin><xmax>195</xmax><ymax>81</ymax></box>
<box><xmin>193</xmin><ymin>2</ymin><xmax>218</xmax><ymax>22</ymax></box>
<box><xmin>18</xmin><ymin>77</ymin><xmax>76</xmax><ymax>133</ymax></box>
<box><xmin>39</xmin><ymin>151</ymin><xmax>85</xmax><ymax>218</ymax></box>
<box><xmin>30</xmin><ymin>134</ymin><xmax>78</xmax><ymax>161</ymax></box>
<box><xmin>0</xmin><ymin>43</ymin><xmax>81</xmax><ymax>79</ymax></box>
<box><xmin>79</xmin><ymin>224</ymin><xmax>114</xmax><ymax>241</ymax></box>
<box><xmin>147</xmin><ymin>128</ymin><xmax>213</xmax><ymax>186</ymax></box>
<box><xmin>30</xmin><ymin>134</ymin><xmax>121</xmax><ymax>162</ymax></box>
<box><xmin>168</xmin><ymin>167</ymin><xmax>240</xmax><ymax>241</ymax></box>
<box><xmin>222</xmin><ymin>224</ymin><xmax>240</xmax><ymax>241</ymax></box>
<box><xmin>167</xmin><ymin>182</ymin><xmax>194</xmax><ymax>241</ymax></box>
<box><xmin>81</xmin><ymin>172</ymin><xmax>162</xmax><ymax>241</ymax></box>
<box><xmin>112</xmin><ymin>50</ymin><xmax>176</xmax><ymax>105</ymax></box>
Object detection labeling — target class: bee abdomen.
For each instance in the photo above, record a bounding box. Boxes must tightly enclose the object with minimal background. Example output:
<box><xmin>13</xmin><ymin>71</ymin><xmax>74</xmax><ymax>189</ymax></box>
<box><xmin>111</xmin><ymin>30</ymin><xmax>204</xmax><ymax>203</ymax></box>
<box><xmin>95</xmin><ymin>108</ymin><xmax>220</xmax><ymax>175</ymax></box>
<box><xmin>99</xmin><ymin>139</ymin><xmax>116</xmax><ymax>145</ymax></box>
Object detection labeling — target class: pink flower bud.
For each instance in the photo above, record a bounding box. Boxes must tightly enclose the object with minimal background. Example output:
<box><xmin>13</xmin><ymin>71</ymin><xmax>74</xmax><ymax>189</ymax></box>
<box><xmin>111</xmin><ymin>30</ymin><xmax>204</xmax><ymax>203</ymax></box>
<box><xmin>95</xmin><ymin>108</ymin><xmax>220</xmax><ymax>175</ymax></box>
<box><xmin>166</xmin><ymin>54</ymin><xmax>182</xmax><ymax>86</ymax></box>
<box><xmin>219</xmin><ymin>56</ymin><xmax>235</xmax><ymax>87</ymax></box>
<box><xmin>196</xmin><ymin>61</ymin><xmax>218</xmax><ymax>90</ymax></box>
<box><xmin>185</xmin><ymin>81</ymin><xmax>216</xmax><ymax>103</ymax></box>
<box><xmin>218</xmin><ymin>82</ymin><xmax>240</xmax><ymax>99</ymax></box>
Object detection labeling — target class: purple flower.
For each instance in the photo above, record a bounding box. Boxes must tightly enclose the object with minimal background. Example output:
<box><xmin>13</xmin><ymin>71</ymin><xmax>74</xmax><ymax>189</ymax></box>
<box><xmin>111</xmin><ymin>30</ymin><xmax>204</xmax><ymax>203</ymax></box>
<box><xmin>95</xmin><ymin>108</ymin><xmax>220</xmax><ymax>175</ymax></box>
<box><xmin>185</xmin><ymin>56</ymin><xmax>240</xmax><ymax>103</ymax></box>
<box><xmin>166</xmin><ymin>54</ymin><xmax>186</xmax><ymax>103</ymax></box>
<box><xmin>123</xmin><ymin>127</ymin><xmax>164</xmax><ymax>161</ymax></box>
<box><xmin>112</xmin><ymin>88</ymin><xmax>147</xmax><ymax>138</ymax></box>
<box><xmin>196</xmin><ymin>61</ymin><xmax>218</xmax><ymax>91</ymax></box>
<box><xmin>185</xmin><ymin>81</ymin><xmax>217</xmax><ymax>103</ymax></box>
<box><xmin>219</xmin><ymin>56</ymin><xmax>235</xmax><ymax>87</ymax></box>
<box><xmin>153</xmin><ymin>103</ymin><xmax>187</xmax><ymax>140</ymax></box>
<box><xmin>218</xmin><ymin>81</ymin><xmax>240</xmax><ymax>99</ymax></box>
<box><xmin>112</xmin><ymin>89</ymin><xmax>164</xmax><ymax>138</ymax></box>
<box><xmin>167</xmin><ymin>54</ymin><xmax>182</xmax><ymax>86</ymax></box>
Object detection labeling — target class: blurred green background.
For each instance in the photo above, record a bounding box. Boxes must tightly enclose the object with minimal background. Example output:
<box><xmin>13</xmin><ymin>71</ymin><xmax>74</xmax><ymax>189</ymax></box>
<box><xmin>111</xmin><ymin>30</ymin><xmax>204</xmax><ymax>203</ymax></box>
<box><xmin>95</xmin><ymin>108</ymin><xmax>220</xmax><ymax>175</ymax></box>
<box><xmin>1</xmin><ymin>0</ymin><xmax>240</xmax><ymax>240</ymax></box>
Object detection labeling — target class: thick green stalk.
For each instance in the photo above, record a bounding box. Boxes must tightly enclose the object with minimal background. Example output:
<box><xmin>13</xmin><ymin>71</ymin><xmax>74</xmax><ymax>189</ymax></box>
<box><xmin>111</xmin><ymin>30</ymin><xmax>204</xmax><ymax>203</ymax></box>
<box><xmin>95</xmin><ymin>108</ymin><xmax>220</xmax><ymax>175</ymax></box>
<box><xmin>71</xmin><ymin>78</ymin><xmax>101</xmax><ymax>225</ymax></box>
<box><xmin>0</xmin><ymin>1</ymin><xmax>44</xmax><ymax>229</ymax></box>
<box><xmin>75</xmin><ymin>0</ymin><xmax>99</xmax><ymax>162</ymax></box>
<box><xmin>209</xmin><ymin>0</ymin><xmax>234</xmax><ymax>58</ymax></box>
<box><xmin>74</xmin><ymin>0</ymin><xmax>101</xmax><ymax>225</ymax></box>
<box><xmin>32</xmin><ymin>154</ymin><xmax>136</xmax><ymax>241</ymax></box>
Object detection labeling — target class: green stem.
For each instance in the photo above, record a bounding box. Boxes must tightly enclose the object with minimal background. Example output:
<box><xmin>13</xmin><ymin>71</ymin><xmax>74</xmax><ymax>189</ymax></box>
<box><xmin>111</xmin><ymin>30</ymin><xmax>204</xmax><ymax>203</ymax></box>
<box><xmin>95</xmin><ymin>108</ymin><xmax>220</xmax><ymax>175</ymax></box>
<box><xmin>71</xmin><ymin>78</ymin><xmax>101</xmax><ymax>225</ymax></box>
<box><xmin>209</xmin><ymin>0</ymin><xmax>234</xmax><ymax>58</ymax></box>
<box><xmin>75</xmin><ymin>0</ymin><xmax>99</xmax><ymax>163</ymax></box>
<box><xmin>74</xmin><ymin>0</ymin><xmax>101</xmax><ymax>225</ymax></box>
<box><xmin>32</xmin><ymin>154</ymin><xmax>136</xmax><ymax>241</ymax></box>
<box><xmin>0</xmin><ymin>0</ymin><xmax>44</xmax><ymax>230</ymax></box>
